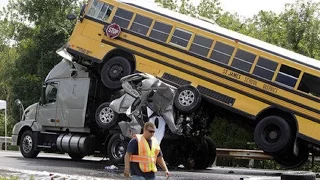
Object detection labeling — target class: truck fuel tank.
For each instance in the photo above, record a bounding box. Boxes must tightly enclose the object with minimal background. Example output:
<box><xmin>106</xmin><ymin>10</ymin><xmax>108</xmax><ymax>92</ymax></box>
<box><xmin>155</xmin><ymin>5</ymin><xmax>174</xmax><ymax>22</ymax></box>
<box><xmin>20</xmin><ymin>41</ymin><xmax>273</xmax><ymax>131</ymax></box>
<box><xmin>56</xmin><ymin>134</ymin><xmax>95</xmax><ymax>155</ymax></box>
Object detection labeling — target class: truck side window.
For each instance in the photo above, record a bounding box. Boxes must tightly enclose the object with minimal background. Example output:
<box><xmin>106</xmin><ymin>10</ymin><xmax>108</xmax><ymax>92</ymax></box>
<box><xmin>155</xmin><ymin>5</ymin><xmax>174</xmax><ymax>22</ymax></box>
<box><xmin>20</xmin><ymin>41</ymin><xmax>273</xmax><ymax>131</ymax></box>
<box><xmin>45</xmin><ymin>83</ymin><xmax>58</xmax><ymax>104</ymax></box>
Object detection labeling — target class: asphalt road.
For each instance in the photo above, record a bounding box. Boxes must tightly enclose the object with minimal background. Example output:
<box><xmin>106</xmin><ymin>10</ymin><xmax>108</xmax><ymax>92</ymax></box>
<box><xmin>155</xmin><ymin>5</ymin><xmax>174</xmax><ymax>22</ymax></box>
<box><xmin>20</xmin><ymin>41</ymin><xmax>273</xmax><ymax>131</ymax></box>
<box><xmin>0</xmin><ymin>150</ymin><xmax>314</xmax><ymax>180</ymax></box>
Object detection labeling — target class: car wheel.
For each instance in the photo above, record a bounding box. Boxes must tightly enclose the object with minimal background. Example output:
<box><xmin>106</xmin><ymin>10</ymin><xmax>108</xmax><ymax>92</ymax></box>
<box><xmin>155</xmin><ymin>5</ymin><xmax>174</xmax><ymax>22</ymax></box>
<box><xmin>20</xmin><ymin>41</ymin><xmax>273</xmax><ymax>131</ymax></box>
<box><xmin>174</xmin><ymin>85</ymin><xmax>201</xmax><ymax>113</ymax></box>
<box><xmin>95</xmin><ymin>102</ymin><xmax>119</xmax><ymax>129</ymax></box>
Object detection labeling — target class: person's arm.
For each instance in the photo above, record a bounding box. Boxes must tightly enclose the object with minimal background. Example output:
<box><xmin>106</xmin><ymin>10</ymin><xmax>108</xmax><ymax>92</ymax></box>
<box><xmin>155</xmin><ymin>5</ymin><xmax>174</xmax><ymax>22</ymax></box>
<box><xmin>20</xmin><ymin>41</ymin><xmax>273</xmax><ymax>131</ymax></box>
<box><xmin>124</xmin><ymin>152</ymin><xmax>132</xmax><ymax>178</ymax></box>
<box><xmin>124</xmin><ymin>138</ymin><xmax>137</xmax><ymax>178</ymax></box>
<box><xmin>157</xmin><ymin>156</ymin><xmax>169</xmax><ymax>178</ymax></box>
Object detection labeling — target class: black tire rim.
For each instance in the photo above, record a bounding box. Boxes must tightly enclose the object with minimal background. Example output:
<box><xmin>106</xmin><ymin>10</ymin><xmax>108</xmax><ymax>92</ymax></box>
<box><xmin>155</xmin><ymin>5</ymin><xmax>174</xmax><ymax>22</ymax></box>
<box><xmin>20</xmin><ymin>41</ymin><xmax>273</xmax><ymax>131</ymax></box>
<box><xmin>262</xmin><ymin>124</ymin><xmax>281</xmax><ymax>144</ymax></box>
<box><xmin>111</xmin><ymin>139</ymin><xmax>125</xmax><ymax>160</ymax></box>
<box><xmin>108</xmin><ymin>65</ymin><xmax>124</xmax><ymax>80</ymax></box>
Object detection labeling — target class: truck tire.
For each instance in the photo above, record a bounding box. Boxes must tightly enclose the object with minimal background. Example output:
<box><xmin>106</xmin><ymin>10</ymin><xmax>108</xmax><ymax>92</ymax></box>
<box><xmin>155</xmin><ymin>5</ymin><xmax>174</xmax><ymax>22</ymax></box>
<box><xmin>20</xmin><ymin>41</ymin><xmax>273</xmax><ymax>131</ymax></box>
<box><xmin>20</xmin><ymin>130</ymin><xmax>40</xmax><ymax>158</ymax></box>
<box><xmin>68</xmin><ymin>153</ymin><xmax>84</xmax><ymax>160</ymax></box>
<box><xmin>194</xmin><ymin>140</ymin><xmax>209</xmax><ymax>169</ymax></box>
<box><xmin>101</xmin><ymin>56</ymin><xmax>132</xmax><ymax>90</ymax></box>
<box><xmin>107</xmin><ymin>133</ymin><xmax>128</xmax><ymax>165</ymax></box>
<box><xmin>95</xmin><ymin>102</ymin><xmax>119</xmax><ymax>129</ymax></box>
<box><xmin>174</xmin><ymin>85</ymin><xmax>201</xmax><ymax>113</ymax></box>
<box><xmin>281</xmin><ymin>171</ymin><xmax>316</xmax><ymax>180</ymax></box>
<box><xmin>204</xmin><ymin>136</ymin><xmax>216</xmax><ymax>167</ymax></box>
<box><xmin>254</xmin><ymin>116</ymin><xmax>294</xmax><ymax>154</ymax></box>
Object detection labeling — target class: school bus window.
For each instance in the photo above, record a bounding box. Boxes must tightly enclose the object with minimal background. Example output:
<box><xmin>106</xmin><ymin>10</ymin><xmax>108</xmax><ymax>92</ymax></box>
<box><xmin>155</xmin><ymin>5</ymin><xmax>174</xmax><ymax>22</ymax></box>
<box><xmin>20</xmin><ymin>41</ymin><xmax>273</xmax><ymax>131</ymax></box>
<box><xmin>190</xmin><ymin>35</ymin><xmax>213</xmax><ymax>57</ymax></box>
<box><xmin>231</xmin><ymin>49</ymin><xmax>256</xmax><ymax>72</ymax></box>
<box><xmin>253</xmin><ymin>57</ymin><xmax>278</xmax><ymax>80</ymax></box>
<box><xmin>149</xmin><ymin>21</ymin><xmax>172</xmax><ymax>42</ymax></box>
<box><xmin>275</xmin><ymin>64</ymin><xmax>300</xmax><ymax>88</ymax></box>
<box><xmin>210</xmin><ymin>41</ymin><xmax>234</xmax><ymax>65</ymax></box>
<box><xmin>111</xmin><ymin>8</ymin><xmax>133</xmax><ymax>29</ymax></box>
<box><xmin>170</xmin><ymin>28</ymin><xmax>192</xmax><ymax>48</ymax></box>
<box><xmin>130</xmin><ymin>14</ymin><xmax>153</xmax><ymax>35</ymax></box>
<box><xmin>87</xmin><ymin>0</ymin><xmax>113</xmax><ymax>21</ymax></box>
<box><xmin>298</xmin><ymin>73</ymin><xmax>320</xmax><ymax>97</ymax></box>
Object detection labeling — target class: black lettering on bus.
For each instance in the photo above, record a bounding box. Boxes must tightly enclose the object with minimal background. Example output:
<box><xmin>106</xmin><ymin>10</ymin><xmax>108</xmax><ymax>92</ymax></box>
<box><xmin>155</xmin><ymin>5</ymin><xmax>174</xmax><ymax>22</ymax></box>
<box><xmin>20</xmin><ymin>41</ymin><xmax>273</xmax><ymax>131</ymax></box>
<box><xmin>244</xmin><ymin>77</ymin><xmax>257</xmax><ymax>86</ymax></box>
<box><xmin>228</xmin><ymin>71</ymin><xmax>241</xmax><ymax>79</ymax></box>
<box><xmin>222</xmin><ymin>69</ymin><xmax>228</xmax><ymax>75</ymax></box>
<box><xmin>263</xmin><ymin>84</ymin><xmax>278</xmax><ymax>93</ymax></box>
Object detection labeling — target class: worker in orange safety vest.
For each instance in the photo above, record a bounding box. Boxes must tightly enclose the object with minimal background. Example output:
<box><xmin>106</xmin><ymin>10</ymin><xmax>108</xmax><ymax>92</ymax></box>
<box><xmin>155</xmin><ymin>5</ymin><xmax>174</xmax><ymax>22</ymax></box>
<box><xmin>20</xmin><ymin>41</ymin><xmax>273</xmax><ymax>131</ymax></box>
<box><xmin>124</xmin><ymin>122</ymin><xmax>170</xmax><ymax>180</ymax></box>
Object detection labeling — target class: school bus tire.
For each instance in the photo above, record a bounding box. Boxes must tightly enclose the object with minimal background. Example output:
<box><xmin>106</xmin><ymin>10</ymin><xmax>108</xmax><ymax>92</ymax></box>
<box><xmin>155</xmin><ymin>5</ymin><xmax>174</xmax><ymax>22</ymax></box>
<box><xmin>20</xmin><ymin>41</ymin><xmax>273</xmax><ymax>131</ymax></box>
<box><xmin>273</xmin><ymin>141</ymin><xmax>309</xmax><ymax>169</ymax></box>
<box><xmin>174</xmin><ymin>85</ymin><xmax>201</xmax><ymax>113</ymax></box>
<box><xmin>101</xmin><ymin>56</ymin><xmax>132</xmax><ymax>90</ymax></box>
<box><xmin>281</xmin><ymin>171</ymin><xmax>316</xmax><ymax>180</ymax></box>
<box><xmin>254</xmin><ymin>116</ymin><xmax>294</xmax><ymax>154</ymax></box>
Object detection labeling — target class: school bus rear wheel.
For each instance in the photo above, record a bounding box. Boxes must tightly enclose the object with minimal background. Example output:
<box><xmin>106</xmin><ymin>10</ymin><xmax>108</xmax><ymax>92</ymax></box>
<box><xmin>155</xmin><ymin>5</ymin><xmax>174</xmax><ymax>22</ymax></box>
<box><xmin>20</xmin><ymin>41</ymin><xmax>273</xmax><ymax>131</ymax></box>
<box><xmin>273</xmin><ymin>141</ymin><xmax>309</xmax><ymax>169</ymax></box>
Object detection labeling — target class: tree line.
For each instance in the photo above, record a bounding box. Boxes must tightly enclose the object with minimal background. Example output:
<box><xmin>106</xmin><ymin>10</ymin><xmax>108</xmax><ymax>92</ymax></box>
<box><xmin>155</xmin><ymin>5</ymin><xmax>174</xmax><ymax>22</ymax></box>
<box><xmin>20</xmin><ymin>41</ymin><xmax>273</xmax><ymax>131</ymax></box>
<box><xmin>0</xmin><ymin>0</ymin><xmax>319</xmax><ymax>168</ymax></box>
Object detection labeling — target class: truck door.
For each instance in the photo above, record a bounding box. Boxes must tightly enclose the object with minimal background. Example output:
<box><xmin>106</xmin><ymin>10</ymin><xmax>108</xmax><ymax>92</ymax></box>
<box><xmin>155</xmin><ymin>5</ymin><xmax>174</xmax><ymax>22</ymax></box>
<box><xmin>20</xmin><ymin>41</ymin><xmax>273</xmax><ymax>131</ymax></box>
<box><xmin>37</xmin><ymin>82</ymin><xmax>59</xmax><ymax>127</ymax></box>
<box><xmin>55</xmin><ymin>77</ymin><xmax>90</xmax><ymax>128</ymax></box>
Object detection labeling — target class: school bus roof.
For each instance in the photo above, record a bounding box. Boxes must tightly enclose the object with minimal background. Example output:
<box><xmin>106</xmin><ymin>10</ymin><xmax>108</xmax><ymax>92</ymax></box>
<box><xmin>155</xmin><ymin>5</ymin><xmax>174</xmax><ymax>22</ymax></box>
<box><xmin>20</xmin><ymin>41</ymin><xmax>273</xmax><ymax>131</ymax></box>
<box><xmin>119</xmin><ymin>0</ymin><xmax>320</xmax><ymax>70</ymax></box>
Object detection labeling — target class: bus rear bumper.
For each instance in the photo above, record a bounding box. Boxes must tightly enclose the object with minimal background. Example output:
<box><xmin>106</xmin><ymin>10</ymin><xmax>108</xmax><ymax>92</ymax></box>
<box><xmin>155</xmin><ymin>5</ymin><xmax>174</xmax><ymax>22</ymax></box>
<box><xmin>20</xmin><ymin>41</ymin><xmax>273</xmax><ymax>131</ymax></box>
<box><xmin>56</xmin><ymin>44</ymin><xmax>74</xmax><ymax>62</ymax></box>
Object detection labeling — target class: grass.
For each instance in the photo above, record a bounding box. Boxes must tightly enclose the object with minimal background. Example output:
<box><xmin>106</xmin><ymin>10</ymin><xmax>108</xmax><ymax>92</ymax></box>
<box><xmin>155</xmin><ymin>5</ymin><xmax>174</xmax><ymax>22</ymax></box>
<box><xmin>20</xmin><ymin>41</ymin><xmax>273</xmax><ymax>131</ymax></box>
<box><xmin>0</xmin><ymin>175</ymin><xmax>34</xmax><ymax>180</ymax></box>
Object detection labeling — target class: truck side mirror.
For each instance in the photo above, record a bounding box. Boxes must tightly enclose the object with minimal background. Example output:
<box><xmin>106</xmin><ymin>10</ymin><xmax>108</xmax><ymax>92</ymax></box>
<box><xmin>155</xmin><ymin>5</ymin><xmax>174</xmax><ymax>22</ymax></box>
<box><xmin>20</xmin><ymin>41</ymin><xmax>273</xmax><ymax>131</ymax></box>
<box><xmin>14</xmin><ymin>99</ymin><xmax>25</xmax><ymax>121</ymax></box>
<box><xmin>40</xmin><ymin>83</ymin><xmax>46</xmax><ymax>105</ymax></box>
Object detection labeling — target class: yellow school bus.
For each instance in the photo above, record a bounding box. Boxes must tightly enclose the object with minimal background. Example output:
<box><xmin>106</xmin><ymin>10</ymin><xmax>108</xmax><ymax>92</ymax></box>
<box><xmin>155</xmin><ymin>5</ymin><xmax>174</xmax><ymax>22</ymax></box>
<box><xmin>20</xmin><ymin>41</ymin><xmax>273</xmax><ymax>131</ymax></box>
<box><xmin>64</xmin><ymin>0</ymin><xmax>320</xmax><ymax>168</ymax></box>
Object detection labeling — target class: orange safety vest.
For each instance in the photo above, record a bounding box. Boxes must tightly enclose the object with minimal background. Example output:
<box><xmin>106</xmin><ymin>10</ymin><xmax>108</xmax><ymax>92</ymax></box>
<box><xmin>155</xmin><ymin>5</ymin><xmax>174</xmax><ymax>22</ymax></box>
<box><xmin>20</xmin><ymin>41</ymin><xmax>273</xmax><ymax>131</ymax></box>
<box><xmin>130</xmin><ymin>134</ymin><xmax>160</xmax><ymax>172</ymax></box>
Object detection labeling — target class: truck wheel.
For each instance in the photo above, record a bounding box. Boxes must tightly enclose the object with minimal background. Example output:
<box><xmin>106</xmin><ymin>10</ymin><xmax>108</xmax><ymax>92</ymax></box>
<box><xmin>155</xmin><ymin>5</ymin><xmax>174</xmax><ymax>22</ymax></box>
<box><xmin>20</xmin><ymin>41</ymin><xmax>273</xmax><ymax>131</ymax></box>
<box><xmin>194</xmin><ymin>140</ymin><xmax>209</xmax><ymax>169</ymax></box>
<box><xmin>204</xmin><ymin>136</ymin><xmax>216</xmax><ymax>167</ymax></box>
<box><xmin>107</xmin><ymin>133</ymin><xmax>128</xmax><ymax>165</ymax></box>
<box><xmin>281</xmin><ymin>171</ymin><xmax>316</xmax><ymax>180</ymax></box>
<box><xmin>20</xmin><ymin>130</ymin><xmax>40</xmax><ymax>158</ymax></box>
<box><xmin>273</xmin><ymin>141</ymin><xmax>309</xmax><ymax>169</ymax></box>
<box><xmin>68</xmin><ymin>153</ymin><xmax>84</xmax><ymax>160</ymax></box>
<box><xmin>101</xmin><ymin>56</ymin><xmax>132</xmax><ymax>90</ymax></box>
<box><xmin>254</xmin><ymin>116</ymin><xmax>294</xmax><ymax>154</ymax></box>
<box><xmin>174</xmin><ymin>85</ymin><xmax>201</xmax><ymax>113</ymax></box>
<box><xmin>95</xmin><ymin>102</ymin><xmax>119</xmax><ymax>129</ymax></box>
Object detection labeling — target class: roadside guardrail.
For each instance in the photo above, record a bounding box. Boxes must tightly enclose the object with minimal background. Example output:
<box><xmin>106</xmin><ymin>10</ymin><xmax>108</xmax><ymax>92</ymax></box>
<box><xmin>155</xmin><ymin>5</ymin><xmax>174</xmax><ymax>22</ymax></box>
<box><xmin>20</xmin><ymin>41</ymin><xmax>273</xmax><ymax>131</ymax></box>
<box><xmin>215</xmin><ymin>148</ymin><xmax>273</xmax><ymax>168</ymax></box>
<box><xmin>0</xmin><ymin>136</ymin><xmax>12</xmax><ymax>150</ymax></box>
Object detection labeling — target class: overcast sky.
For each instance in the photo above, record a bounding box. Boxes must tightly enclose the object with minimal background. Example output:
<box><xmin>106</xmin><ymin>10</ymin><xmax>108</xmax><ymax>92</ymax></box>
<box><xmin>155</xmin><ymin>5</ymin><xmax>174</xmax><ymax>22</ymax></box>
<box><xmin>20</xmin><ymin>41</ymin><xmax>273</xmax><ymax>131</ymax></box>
<box><xmin>0</xmin><ymin>0</ymin><xmax>320</xmax><ymax>18</ymax></box>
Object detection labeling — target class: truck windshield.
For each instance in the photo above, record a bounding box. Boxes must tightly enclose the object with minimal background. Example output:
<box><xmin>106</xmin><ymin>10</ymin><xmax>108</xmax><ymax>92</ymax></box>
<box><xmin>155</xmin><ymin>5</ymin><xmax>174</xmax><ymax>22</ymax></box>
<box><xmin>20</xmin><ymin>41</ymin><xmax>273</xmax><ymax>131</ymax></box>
<box><xmin>44</xmin><ymin>82</ymin><xmax>58</xmax><ymax>104</ymax></box>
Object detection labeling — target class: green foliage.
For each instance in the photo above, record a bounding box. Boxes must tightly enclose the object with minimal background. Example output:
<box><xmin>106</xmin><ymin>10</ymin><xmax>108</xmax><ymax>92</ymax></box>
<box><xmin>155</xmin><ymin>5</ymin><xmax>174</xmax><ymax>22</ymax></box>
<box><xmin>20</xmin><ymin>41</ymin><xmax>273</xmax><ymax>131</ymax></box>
<box><xmin>0</xmin><ymin>0</ymin><xmax>83</xmax><ymax>123</ymax></box>
<box><xmin>0</xmin><ymin>175</ymin><xmax>34</xmax><ymax>180</ymax></box>
<box><xmin>0</xmin><ymin>176</ymin><xmax>19</xmax><ymax>180</ymax></box>
<box><xmin>209</xmin><ymin>117</ymin><xmax>253</xmax><ymax>149</ymax></box>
